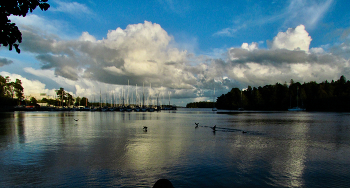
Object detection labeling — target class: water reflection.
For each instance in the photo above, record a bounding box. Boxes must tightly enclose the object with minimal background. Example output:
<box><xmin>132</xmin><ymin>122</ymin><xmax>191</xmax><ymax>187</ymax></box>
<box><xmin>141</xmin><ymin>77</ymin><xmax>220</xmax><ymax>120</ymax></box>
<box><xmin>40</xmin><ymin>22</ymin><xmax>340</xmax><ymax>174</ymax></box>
<box><xmin>0</xmin><ymin>110</ymin><xmax>350</xmax><ymax>187</ymax></box>
<box><xmin>268</xmin><ymin>114</ymin><xmax>309</xmax><ymax>188</ymax></box>
<box><xmin>15</xmin><ymin>112</ymin><xmax>25</xmax><ymax>144</ymax></box>
<box><xmin>332</xmin><ymin>114</ymin><xmax>349</xmax><ymax>149</ymax></box>
<box><xmin>0</xmin><ymin>113</ymin><xmax>17</xmax><ymax>148</ymax></box>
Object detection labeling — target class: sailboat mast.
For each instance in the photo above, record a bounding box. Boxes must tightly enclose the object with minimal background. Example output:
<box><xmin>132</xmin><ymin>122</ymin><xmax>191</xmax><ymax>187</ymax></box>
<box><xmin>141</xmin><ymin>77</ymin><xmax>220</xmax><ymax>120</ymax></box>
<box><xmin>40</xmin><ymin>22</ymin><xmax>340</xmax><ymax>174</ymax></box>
<box><xmin>142</xmin><ymin>82</ymin><xmax>145</xmax><ymax>108</ymax></box>
<box><xmin>123</xmin><ymin>87</ymin><xmax>125</xmax><ymax>106</ymax></box>
<box><xmin>127</xmin><ymin>80</ymin><xmax>129</xmax><ymax>106</ymax></box>
<box><xmin>213</xmin><ymin>88</ymin><xmax>217</xmax><ymax>109</ymax></box>
<box><xmin>213</xmin><ymin>88</ymin><xmax>215</xmax><ymax>103</ymax></box>
<box><xmin>212</xmin><ymin>86</ymin><xmax>218</xmax><ymax>111</ymax></box>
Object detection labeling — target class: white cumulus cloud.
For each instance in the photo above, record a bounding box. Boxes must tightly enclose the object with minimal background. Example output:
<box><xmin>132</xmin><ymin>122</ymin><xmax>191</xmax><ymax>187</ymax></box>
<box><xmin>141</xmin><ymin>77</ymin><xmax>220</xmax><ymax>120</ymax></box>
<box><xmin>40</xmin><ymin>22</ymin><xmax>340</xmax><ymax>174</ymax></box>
<box><xmin>225</xmin><ymin>25</ymin><xmax>348</xmax><ymax>87</ymax></box>
<box><xmin>269</xmin><ymin>25</ymin><xmax>312</xmax><ymax>52</ymax></box>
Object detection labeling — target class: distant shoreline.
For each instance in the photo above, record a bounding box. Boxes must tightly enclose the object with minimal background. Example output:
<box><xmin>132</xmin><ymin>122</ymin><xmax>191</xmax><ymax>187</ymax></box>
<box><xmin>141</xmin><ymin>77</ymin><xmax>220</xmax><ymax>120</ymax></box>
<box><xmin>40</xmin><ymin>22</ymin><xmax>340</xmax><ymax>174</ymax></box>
<box><xmin>1</xmin><ymin>106</ymin><xmax>350</xmax><ymax>112</ymax></box>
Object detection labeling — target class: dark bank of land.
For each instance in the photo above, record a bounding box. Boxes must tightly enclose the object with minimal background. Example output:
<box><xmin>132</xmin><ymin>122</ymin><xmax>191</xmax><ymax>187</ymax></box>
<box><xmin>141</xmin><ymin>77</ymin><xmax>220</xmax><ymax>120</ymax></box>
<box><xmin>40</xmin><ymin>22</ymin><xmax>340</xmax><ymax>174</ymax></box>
<box><xmin>2</xmin><ymin>75</ymin><xmax>350</xmax><ymax>112</ymax></box>
<box><xmin>187</xmin><ymin>76</ymin><xmax>350</xmax><ymax>112</ymax></box>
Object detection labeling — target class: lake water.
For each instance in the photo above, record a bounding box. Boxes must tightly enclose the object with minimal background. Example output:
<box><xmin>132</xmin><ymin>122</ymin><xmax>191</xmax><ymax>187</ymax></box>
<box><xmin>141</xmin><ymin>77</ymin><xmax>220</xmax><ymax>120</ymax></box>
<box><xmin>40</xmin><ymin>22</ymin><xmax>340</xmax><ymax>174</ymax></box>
<box><xmin>0</xmin><ymin>109</ymin><xmax>350</xmax><ymax>187</ymax></box>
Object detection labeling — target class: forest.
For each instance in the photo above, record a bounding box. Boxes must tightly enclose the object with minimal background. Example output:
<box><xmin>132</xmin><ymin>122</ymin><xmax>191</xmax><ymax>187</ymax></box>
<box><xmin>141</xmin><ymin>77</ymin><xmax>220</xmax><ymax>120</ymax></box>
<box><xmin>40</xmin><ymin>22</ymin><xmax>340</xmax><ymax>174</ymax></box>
<box><xmin>215</xmin><ymin>76</ymin><xmax>350</xmax><ymax>111</ymax></box>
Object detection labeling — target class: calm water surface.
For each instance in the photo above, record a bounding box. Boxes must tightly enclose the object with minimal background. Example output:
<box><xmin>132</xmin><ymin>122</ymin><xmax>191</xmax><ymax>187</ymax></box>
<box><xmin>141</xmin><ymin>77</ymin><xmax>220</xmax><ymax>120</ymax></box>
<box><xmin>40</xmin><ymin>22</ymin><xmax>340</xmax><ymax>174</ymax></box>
<box><xmin>0</xmin><ymin>109</ymin><xmax>350</xmax><ymax>187</ymax></box>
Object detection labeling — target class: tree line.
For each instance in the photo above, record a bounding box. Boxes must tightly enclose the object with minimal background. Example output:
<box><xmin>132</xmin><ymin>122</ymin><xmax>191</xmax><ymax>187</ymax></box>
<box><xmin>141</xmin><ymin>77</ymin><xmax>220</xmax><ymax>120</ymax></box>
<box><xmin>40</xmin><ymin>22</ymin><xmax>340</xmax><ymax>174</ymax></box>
<box><xmin>0</xmin><ymin>75</ymin><xmax>90</xmax><ymax>109</ymax></box>
<box><xmin>186</xmin><ymin>101</ymin><xmax>215</xmax><ymax>108</ymax></box>
<box><xmin>41</xmin><ymin>88</ymin><xmax>89</xmax><ymax>107</ymax></box>
<box><xmin>215</xmin><ymin>75</ymin><xmax>350</xmax><ymax>111</ymax></box>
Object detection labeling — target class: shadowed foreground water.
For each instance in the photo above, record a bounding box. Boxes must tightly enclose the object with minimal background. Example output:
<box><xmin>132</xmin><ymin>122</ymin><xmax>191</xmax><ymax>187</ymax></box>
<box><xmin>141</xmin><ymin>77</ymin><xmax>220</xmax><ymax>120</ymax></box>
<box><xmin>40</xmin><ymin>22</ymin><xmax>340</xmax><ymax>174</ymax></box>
<box><xmin>0</xmin><ymin>109</ymin><xmax>350</xmax><ymax>187</ymax></box>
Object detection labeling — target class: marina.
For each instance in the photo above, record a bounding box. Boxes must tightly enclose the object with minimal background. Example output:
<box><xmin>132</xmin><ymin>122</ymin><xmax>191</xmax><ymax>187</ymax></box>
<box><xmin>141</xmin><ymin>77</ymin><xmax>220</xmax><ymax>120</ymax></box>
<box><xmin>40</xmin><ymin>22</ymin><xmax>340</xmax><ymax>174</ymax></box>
<box><xmin>12</xmin><ymin>82</ymin><xmax>178</xmax><ymax>112</ymax></box>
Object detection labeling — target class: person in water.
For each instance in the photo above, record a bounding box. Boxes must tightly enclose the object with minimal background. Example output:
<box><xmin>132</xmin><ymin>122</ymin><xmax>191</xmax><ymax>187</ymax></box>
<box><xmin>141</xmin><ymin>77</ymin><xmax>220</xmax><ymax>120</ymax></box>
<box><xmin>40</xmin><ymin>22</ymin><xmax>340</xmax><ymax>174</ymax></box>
<box><xmin>212</xmin><ymin>125</ymin><xmax>216</xmax><ymax>131</ymax></box>
<box><xmin>153</xmin><ymin>179</ymin><xmax>174</xmax><ymax>188</ymax></box>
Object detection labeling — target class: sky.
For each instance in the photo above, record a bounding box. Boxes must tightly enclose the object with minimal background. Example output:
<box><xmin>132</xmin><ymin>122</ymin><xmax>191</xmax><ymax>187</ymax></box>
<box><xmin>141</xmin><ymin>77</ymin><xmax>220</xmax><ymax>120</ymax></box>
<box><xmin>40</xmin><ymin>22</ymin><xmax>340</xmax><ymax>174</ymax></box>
<box><xmin>1</xmin><ymin>0</ymin><xmax>350</xmax><ymax>106</ymax></box>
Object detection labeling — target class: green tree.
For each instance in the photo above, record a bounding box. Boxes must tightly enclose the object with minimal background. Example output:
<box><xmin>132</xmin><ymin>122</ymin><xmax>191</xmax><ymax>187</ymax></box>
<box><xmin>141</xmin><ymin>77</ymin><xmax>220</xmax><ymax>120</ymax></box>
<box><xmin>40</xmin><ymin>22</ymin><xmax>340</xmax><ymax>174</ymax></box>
<box><xmin>56</xmin><ymin>87</ymin><xmax>65</xmax><ymax>106</ymax></box>
<box><xmin>215</xmin><ymin>76</ymin><xmax>350</xmax><ymax>111</ymax></box>
<box><xmin>241</xmin><ymin>91</ymin><xmax>248</xmax><ymax>108</ymax></box>
<box><xmin>41</xmin><ymin>98</ymin><xmax>59</xmax><ymax>106</ymax></box>
<box><xmin>0</xmin><ymin>75</ymin><xmax>6</xmax><ymax>98</ymax></box>
<box><xmin>216</xmin><ymin>88</ymin><xmax>241</xmax><ymax>110</ymax></box>
<box><xmin>5</xmin><ymin>76</ymin><xmax>14</xmax><ymax>98</ymax></box>
<box><xmin>277</xmin><ymin>83</ymin><xmax>289</xmax><ymax>110</ymax></box>
<box><xmin>81</xmin><ymin>97</ymin><xmax>88</xmax><ymax>106</ymax></box>
<box><xmin>339</xmin><ymin>75</ymin><xmax>346</xmax><ymax>85</ymax></box>
<box><xmin>30</xmin><ymin>96</ymin><xmax>37</xmax><ymax>104</ymax></box>
<box><xmin>66</xmin><ymin>93</ymin><xmax>74</xmax><ymax>106</ymax></box>
<box><xmin>334</xmin><ymin>75</ymin><xmax>347</xmax><ymax>97</ymax></box>
<box><xmin>252</xmin><ymin>87</ymin><xmax>263</xmax><ymax>109</ymax></box>
<box><xmin>1</xmin><ymin>0</ymin><xmax>50</xmax><ymax>53</ymax></box>
<box><xmin>74</xmin><ymin>96</ymin><xmax>81</xmax><ymax>106</ymax></box>
<box><xmin>299</xmin><ymin>87</ymin><xmax>306</xmax><ymax>107</ymax></box>
<box><xmin>186</xmin><ymin>101</ymin><xmax>215</xmax><ymax>108</ymax></box>
<box><xmin>14</xmin><ymin>78</ymin><xmax>24</xmax><ymax>102</ymax></box>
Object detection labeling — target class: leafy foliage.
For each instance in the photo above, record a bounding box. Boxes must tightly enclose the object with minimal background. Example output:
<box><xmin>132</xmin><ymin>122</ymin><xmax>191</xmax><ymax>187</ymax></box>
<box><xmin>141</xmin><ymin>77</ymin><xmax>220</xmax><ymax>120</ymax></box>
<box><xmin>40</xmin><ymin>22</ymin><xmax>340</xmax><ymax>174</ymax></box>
<box><xmin>30</xmin><ymin>96</ymin><xmax>37</xmax><ymax>104</ymax></box>
<box><xmin>0</xmin><ymin>75</ymin><xmax>24</xmax><ymax>106</ymax></box>
<box><xmin>0</xmin><ymin>0</ymin><xmax>50</xmax><ymax>53</ymax></box>
<box><xmin>55</xmin><ymin>88</ymin><xmax>75</xmax><ymax>106</ymax></box>
<box><xmin>40</xmin><ymin>97</ymin><xmax>59</xmax><ymax>106</ymax></box>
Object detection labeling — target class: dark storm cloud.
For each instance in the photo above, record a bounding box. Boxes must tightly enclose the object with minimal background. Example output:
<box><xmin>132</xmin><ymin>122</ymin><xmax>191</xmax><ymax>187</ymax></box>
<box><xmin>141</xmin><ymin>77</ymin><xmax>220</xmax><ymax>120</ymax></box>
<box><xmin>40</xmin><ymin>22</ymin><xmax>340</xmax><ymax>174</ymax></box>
<box><xmin>228</xmin><ymin>48</ymin><xmax>339</xmax><ymax>66</ymax></box>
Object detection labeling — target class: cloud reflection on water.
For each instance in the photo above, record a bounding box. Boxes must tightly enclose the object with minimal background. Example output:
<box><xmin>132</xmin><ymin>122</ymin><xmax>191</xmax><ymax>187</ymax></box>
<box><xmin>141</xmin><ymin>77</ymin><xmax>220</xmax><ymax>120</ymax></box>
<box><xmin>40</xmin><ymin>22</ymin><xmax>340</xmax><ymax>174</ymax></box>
<box><xmin>0</xmin><ymin>110</ymin><xmax>350</xmax><ymax>187</ymax></box>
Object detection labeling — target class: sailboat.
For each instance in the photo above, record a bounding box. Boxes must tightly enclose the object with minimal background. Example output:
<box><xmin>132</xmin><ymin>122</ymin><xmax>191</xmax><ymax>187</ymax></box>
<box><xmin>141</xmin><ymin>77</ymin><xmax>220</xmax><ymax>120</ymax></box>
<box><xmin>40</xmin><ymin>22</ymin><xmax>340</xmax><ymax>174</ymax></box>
<box><xmin>288</xmin><ymin>86</ymin><xmax>305</xmax><ymax>111</ymax></box>
<box><xmin>141</xmin><ymin>82</ymin><xmax>147</xmax><ymax>112</ymax></box>
<box><xmin>212</xmin><ymin>88</ymin><xmax>217</xmax><ymax>111</ymax></box>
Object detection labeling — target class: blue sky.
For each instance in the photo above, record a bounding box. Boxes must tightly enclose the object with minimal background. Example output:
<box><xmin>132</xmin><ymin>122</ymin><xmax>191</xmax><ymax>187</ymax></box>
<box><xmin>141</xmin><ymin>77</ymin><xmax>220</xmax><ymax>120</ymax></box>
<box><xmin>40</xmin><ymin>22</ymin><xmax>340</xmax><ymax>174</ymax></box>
<box><xmin>1</xmin><ymin>0</ymin><xmax>350</xmax><ymax>106</ymax></box>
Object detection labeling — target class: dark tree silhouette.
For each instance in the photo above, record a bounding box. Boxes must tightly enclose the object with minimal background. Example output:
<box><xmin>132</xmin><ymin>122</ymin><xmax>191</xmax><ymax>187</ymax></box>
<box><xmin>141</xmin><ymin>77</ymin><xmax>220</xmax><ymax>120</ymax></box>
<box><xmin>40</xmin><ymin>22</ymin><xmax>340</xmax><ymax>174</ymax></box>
<box><xmin>186</xmin><ymin>101</ymin><xmax>215</xmax><ymax>108</ymax></box>
<box><xmin>0</xmin><ymin>0</ymin><xmax>50</xmax><ymax>53</ymax></box>
<box><xmin>213</xmin><ymin>75</ymin><xmax>350</xmax><ymax>112</ymax></box>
